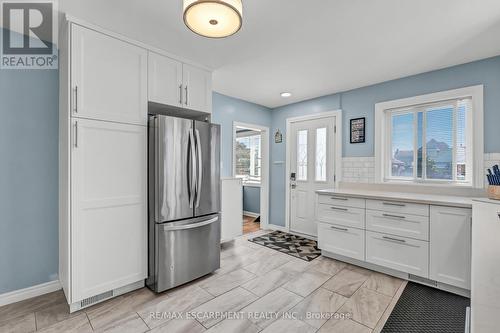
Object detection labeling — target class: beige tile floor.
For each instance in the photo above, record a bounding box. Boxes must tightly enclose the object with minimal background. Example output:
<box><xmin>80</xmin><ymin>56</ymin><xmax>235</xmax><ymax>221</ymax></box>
<box><xmin>0</xmin><ymin>230</ymin><xmax>407</xmax><ymax>333</ymax></box>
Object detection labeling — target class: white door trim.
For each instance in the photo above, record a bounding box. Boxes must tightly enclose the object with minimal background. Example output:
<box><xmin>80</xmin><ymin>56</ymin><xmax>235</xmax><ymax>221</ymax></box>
<box><xmin>285</xmin><ymin>110</ymin><xmax>342</xmax><ymax>231</ymax></box>
<box><xmin>232</xmin><ymin>121</ymin><xmax>270</xmax><ymax>230</ymax></box>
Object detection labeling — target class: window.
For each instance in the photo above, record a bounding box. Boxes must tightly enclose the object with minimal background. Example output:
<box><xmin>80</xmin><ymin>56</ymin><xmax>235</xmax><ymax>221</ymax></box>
<box><xmin>316</xmin><ymin>128</ymin><xmax>327</xmax><ymax>181</ymax></box>
<box><xmin>297</xmin><ymin>130</ymin><xmax>308</xmax><ymax>180</ymax></box>
<box><xmin>235</xmin><ymin>133</ymin><xmax>261</xmax><ymax>184</ymax></box>
<box><xmin>375</xmin><ymin>86</ymin><xmax>483</xmax><ymax>188</ymax></box>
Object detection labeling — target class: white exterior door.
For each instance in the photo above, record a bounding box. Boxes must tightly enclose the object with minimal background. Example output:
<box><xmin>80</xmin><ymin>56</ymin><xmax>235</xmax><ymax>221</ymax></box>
<box><xmin>71</xmin><ymin>119</ymin><xmax>147</xmax><ymax>302</ymax></box>
<box><xmin>148</xmin><ymin>52</ymin><xmax>183</xmax><ymax>107</ymax></box>
<box><xmin>71</xmin><ymin>25</ymin><xmax>148</xmax><ymax>125</ymax></box>
<box><xmin>290</xmin><ymin>117</ymin><xmax>336</xmax><ymax>236</ymax></box>
<box><xmin>182</xmin><ymin>64</ymin><xmax>212</xmax><ymax>113</ymax></box>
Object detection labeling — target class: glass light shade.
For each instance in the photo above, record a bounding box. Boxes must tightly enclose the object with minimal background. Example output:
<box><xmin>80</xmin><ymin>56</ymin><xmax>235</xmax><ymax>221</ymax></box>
<box><xmin>183</xmin><ymin>0</ymin><xmax>243</xmax><ymax>38</ymax></box>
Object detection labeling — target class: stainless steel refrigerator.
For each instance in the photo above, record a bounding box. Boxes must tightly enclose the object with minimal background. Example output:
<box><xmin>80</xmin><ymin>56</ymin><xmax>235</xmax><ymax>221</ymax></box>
<box><xmin>147</xmin><ymin>114</ymin><xmax>221</xmax><ymax>293</ymax></box>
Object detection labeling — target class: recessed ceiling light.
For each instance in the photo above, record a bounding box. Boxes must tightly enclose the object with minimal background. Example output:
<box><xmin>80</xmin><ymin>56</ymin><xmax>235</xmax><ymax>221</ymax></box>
<box><xmin>280</xmin><ymin>92</ymin><xmax>292</xmax><ymax>98</ymax></box>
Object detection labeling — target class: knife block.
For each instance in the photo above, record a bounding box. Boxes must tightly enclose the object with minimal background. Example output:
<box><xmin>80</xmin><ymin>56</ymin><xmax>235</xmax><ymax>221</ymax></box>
<box><xmin>487</xmin><ymin>185</ymin><xmax>500</xmax><ymax>200</ymax></box>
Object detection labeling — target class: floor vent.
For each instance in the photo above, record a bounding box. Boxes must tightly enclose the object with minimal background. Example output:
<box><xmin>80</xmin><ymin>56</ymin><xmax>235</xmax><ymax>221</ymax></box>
<box><xmin>409</xmin><ymin>274</ymin><xmax>438</xmax><ymax>287</ymax></box>
<box><xmin>80</xmin><ymin>290</ymin><xmax>113</xmax><ymax>308</ymax></box>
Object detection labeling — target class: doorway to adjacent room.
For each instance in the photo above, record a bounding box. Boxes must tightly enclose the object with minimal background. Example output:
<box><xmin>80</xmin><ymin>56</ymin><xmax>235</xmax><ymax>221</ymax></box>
<box><xmin>233</xmin><ymin>122</ymin><xmax>269</xmax><ymax>234</ymax></box>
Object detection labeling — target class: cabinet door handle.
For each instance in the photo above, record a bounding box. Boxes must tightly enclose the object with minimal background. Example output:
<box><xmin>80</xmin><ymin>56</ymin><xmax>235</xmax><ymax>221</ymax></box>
<box><xmin>383</xmin><ymin>202</ymin><xmax>405</xmax><ymax>207</ymax></box>
<box><xmin>330</xmin><ymin>206</ymin><xmax>348</xmax><ymax>211</ymax></box>
<box><xmin>331</xmin><ymin>197</ymin><xmax>348</xmax><ymax>201</ymax></box>
<box><xmin>74</xmin><ymin>86</ymin><xmax>78</xmax><ymax>113</ymax></box>
<box><xmin>330</xmin><ymin>226</ymin><xmax>348</xmax><ymax>232</ymax></box>
<box><xmin>382</xmin><ymin>235</ymin><xmax>406</xmax><ymax>243</ymax></box>
<box><xmin>179</xmin><ymin>84</ymin><xmax>183</xmax><ymax>104</ymax></box>
<box><xmin>74</xmin><ymin>121</ymin><xmax>78</xmax><ymax>148</ymax></box>
<box><xmin>185</xmin><ymin>86</ymin><xmax>188</xmax><ymax>105</ymax></box>
<box><xmin>382</xmin><ymin>213</ymin><xmax>406</xmax><ymax>219</ymax></box>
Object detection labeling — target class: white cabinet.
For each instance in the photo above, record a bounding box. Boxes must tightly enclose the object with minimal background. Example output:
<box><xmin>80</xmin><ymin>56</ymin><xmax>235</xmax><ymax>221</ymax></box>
<box><xmin>471</xmin><ymin>200</ymin><xmax>500</xmax><ymax>333</ymax></box>
<box><xmin>318</xmin><ymin>222</ymin><xmax>365</xmax><ymax>261</ymax></box>
<box><xmin>148</xmin><ymin>52</ymin><xmax>183</xmax><ymax>107</ymax></box>
<box><xmin>221</xmin><ymin>178</ymin><xmax>243</xmax><ymax>242</ymax></box>
<box><xmin>316</xmin><ymin>204</ymin><xmax>365</xmax><ymax>229</ymax></box>
<box><xmin>366</xmin><ymin>210</ymin><xmax>429</xmax><ymax>241</ymax></box>
<box><xmin>60</xmin><ymin>21</ymin><xmax>148</xmax><ymax>310</ymax></box>
<box><xmin>366</xmin><ymin>230</ymin><xmax>429</xmax><ymax>277</ymax></box>
<box><xmin>71</xmin><ymin>119</ymin><xmax>147</xmax><ymax>301</ymax></box>
<box><xmin>71</xmin><ymin>25</ymin><xmax>147</xmax><ymax>125</ymax></box>
<box><xmin>429</xmin><ymin>206</ymin><xmax>471</xmax><ymax>289</ymax></box>
<box><xmin>147</xmin><ymin>53</ymin><xmax>212</xmax><ymax>114</ymax></box>
<box><xmin>182</xmin><ymin>63</ymin><xmax>212</xmax><ymax>113</ymax></box>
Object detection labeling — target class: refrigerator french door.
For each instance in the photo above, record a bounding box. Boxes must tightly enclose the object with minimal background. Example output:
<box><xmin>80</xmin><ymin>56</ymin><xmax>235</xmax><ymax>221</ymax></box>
<box><xmin>148</xmin><ymin>115</ymin><xmax>221</xmax><ymax>292</ymax></box>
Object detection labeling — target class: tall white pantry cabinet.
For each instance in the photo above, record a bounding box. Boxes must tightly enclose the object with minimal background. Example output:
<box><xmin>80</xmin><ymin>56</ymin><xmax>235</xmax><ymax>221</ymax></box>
<box><xmin>59</xmin><ymin>22</ymin><xmax>148</xmax><ymax>311</ymax></box>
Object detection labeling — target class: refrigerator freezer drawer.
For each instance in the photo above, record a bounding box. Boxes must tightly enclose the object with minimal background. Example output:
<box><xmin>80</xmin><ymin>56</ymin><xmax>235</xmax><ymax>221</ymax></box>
<box><xmin>153</xmin><ymin>214</ymin><xmax>221</xmax><ymax>292</ymax></box>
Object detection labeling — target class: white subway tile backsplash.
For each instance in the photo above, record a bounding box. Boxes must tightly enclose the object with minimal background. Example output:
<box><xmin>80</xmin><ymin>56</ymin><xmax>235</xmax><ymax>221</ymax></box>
<box><xmin>342</xmin><ymin>154</ymin><xmax>499</xmax><ymax>184</ymax></box>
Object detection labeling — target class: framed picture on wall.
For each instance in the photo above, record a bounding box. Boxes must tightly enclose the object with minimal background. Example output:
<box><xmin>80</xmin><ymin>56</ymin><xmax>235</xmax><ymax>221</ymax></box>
<box><xmin>350</xmin><ymin>117</ymin><xmax>365</xmax><ymax>144</ymax></box>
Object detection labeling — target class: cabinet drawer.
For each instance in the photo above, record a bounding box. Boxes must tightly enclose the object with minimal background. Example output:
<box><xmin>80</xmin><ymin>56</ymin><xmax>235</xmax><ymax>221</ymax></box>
<box><xmin>318</xmin><ymin>195</ymin><xmax>365</xmax><ymax>209</ymax></box>
<box><xmin>366</xmin><ymin>231</ymin><xmax>428</xmax><ymax>277</ymax></box>
<box><xmin>317</xmin><ymin>223</ymin><xmax>365</xmax><ymax>261</ymax></box>
<box><xmin>366</xmin><ymin>210</ymin><xmax>429</xmax><ymax>241</ymax></box>
<box><xmin>317</xmin><ymin>203</ymin><xmax>365</xmax><ymax>229</ymax></box>
<box><xmin>366</xmin><ymin>199</ymin><xmax>429</xmax><ymax>216</ymax></box>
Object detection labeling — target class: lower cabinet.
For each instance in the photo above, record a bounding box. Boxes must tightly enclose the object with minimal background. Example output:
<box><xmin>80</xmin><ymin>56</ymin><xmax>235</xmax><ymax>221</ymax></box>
<box><xmin>429</xmin><ymin>206</ymin><xmax>471</xmax><ymax>290</ymax></box>
<box><xmin>316</xmin><ymin>193</ymin><xmax>473</xmax><ymax>293</ymax></box>
<box><xmin>317</xmin><ymin>222</ymin><xmax>365</xmax><ymax>261</ymax></box>
<box><xmin>366</xmin><ymin>231</ymin><xmax>429</xmax><ymax>277</ymax></box>
<box><xmin>71</xmin><ymin>119</ymin><xmax>147</xmax><ymax>302</ymax></box>
<box><xmin>471</xmin><ymin>200</ymin><xmax>500</xmax><ymax>333</ymax></box>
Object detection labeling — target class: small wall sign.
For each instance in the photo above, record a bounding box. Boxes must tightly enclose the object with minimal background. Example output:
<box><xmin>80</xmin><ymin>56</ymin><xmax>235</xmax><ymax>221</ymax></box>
<box><xmin>350</xmin><ymin>117</ymin><xmax>365</xmax><ymax>144</ymax></box>
<box><xmin>274</xmin><ymin>129</ymin><xmax>283</xmax><ymax>143</ymax></box>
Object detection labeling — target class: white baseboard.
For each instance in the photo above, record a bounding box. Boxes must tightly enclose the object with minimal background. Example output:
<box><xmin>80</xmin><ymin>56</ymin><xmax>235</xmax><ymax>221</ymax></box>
<box><xmin>0</xmin><ymin>280</ymin><xmax>61</xmax><ymax>307</ymax></box>
<box><xmin>243</xmin><ymin>211</ymin><xmax>260</xmax><ymax>218</ymax></box>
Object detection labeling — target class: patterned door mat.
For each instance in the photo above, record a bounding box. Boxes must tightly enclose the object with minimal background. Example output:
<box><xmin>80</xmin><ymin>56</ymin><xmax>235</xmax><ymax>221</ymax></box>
<box><xmin>248</xmin><ymin>231</ymin><xmax>321</xmax><ymax>262</ymax></box>
<box><xmin>382</xmin><ymin>282</ymin><xmax>470</xmax><ymax>333</ymax></box>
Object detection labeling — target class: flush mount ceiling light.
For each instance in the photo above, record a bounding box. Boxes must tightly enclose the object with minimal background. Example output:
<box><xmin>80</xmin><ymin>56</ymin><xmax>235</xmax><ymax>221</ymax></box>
<box><xmin>183</xmin><ymin>0</ymin><xmax>243</xmax><ymax>38</ymax></box>
<box><xmin>280</xmin><ymin>92</ymin><xmax>292</xmax><ymax>98</ymax></box>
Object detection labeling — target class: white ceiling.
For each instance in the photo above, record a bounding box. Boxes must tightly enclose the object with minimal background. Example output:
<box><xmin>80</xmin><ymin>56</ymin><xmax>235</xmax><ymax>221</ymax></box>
<box><xmin>60</xmin><ymin>0</ymin><xmax>500</xmax><ymax>108</ymax></box>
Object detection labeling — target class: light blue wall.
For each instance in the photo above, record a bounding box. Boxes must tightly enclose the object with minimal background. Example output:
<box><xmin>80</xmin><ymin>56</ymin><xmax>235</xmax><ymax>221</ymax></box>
<box><xmin>270</xmin><ymin>56</ymin><xmax>500</xmax><ymax>226</ymax></box>
<box><xmin>212</xmin><ymin>92</ymin><xmax>272</xmax><ymax>177</ymax></box>
<box><xmin>243</xmin><ymin>186</ymin><xmax>260</xmax><ymax>214</ymax></box>
<box><xmin>0</xmin><ymin>49</ymin><xmax>59</xmax><ymax>292</ymax></box>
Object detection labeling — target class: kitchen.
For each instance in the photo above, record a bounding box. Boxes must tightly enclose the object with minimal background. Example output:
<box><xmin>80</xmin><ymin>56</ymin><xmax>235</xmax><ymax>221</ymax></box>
<box><xmin>1</xmin><ymin>1</ymin><xmax>500</xmax><ymax>333</ymax></box>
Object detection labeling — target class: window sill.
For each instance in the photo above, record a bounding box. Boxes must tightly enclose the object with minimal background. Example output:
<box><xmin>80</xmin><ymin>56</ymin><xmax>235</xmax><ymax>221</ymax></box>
<box><xmin>242</xmin><ymin>182</ymin><xmax>261</xmax><ymax>188</ymax></box>
<box><xmin>378</xmin><ymin>179</ymin><xmax>481</xmax><ymax>189</ymax></box>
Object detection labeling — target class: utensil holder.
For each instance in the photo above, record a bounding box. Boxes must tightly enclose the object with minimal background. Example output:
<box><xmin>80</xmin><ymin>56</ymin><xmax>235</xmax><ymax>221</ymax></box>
<box><xmin>487</xmin><ymin>185</ymin><xmax>500</xmax><ymax>200</ymax></box>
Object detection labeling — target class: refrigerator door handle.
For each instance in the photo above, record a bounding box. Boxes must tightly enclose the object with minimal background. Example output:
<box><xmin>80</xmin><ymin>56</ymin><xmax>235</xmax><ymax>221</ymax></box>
<box><xmin>195</xmin><ymin>128</ymin><xmax>203</xmax><ymax>208</ymax></box>
<box><xmin>161</xmin><ymin>216</ymin><xmax>219</xmax><ymax>231</ymax></box>
<box><xmin>188</xmin><ymin>129</ymin><xmax>197</xmax><ymax>208</ymax></box>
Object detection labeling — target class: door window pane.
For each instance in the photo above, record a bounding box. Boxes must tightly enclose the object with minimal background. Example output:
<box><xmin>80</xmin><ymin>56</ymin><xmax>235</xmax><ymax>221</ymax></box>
<box><xmin>315</xmin><ymin>128</ymin><xmax>327</xmax><ymax>181</ymax></box>
<box><xmin>297</xmin><ymin>130</ymin><xmax>308</xmax><ymax>180</ymax></box>
<box><xmin>425</xmin><ymin>106</ymin><xmax>453</xmax><ymax>180</ymax></box>
<box><xmin>391</xmin><ymin>113</ymin><xmax>414</xmax><ymax>177</ymax></box>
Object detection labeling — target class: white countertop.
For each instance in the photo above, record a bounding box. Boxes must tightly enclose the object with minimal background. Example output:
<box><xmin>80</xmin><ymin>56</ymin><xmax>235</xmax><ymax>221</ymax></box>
<box><xmin>317</xmin><ymin>188</ymin><xmax>475</xmax><ymax>208</ymax></box>
<box><xmin>472</xmin><ymin>197</ymin><xmax>500</xmax><ymax>205</ymax></box>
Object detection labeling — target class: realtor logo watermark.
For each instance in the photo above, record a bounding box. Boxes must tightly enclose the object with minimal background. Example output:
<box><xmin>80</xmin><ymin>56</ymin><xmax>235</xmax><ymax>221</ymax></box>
<box><xmin>1</xmin><ymin>0</ymin><xmax>58</xmax><ymax>69</ymax></box>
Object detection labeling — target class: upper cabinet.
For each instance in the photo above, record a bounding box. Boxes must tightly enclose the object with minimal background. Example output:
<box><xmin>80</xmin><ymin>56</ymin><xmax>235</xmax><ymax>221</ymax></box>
<box><xmin>71</xmin><ymin>25</ymin><xmax>148</xmax><ymax>125</ymax></box>
<box><xmin>182</xmin><ymin>63</ymin><xmax>212</xmax><ymax>113</ymax></box>
<box><xmin>148</xmin><ymin>52</ymin><xmax>212</xmax><ymax>114</ymax></box>
<box><xmin>148</xmin><ymin>52</ymin><xmax>183</xmax><ymax>108</ymax></box>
